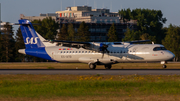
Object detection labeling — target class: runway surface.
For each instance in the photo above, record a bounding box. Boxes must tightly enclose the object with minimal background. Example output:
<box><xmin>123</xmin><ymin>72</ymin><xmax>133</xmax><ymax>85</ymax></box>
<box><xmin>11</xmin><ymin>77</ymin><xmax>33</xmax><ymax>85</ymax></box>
<box><xmin>0</xmin><ymin>69</ymin><xmax>179</xmax><ymax>75</ymax></box>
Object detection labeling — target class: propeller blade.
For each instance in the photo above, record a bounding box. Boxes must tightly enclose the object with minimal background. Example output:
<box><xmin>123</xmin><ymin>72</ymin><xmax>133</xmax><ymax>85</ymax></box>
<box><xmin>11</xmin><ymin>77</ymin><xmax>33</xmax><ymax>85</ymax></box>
<box><xmin>101</xmin><ymin>44</ymin><xmax>109</xmax><ymax>58</ymax></box>
<box><xmin>105</xmin><ymin>48</ymin><xmax>109</xmax><ymax>56</ymax></box>
<box><xmin>102</xmin><ymin>50</ymin><xmax>105</xmax><ymax>58</ymax></box>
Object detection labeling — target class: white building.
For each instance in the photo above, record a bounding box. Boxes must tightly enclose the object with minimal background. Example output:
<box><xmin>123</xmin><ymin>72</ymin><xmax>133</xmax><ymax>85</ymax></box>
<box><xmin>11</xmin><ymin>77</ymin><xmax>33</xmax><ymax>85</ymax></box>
<box><xmin>56</xmin><ymin>6</ymin><xmax>120</xmax><ymax>23</ymax></box>
<box><xmin>0</xmin><ymin>22</ymin><xmax>13</xmax><ymax>31</ymax></box>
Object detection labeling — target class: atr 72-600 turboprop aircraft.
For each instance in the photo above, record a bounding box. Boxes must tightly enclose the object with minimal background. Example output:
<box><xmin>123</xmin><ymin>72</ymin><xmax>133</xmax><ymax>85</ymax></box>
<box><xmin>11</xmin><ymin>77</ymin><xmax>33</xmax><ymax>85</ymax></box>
<box><xmin>18</xmin><ymin>19</ymin><xmax>175</xmax><ymax>69</ymax></box>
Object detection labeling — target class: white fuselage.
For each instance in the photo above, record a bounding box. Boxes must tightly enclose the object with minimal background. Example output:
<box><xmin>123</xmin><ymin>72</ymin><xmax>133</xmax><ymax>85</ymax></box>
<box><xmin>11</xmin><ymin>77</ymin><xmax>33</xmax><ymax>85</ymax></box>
<box><xmin>44</xmin><ymin>44</ymin><xmax>175</xmax><ymax>64</ymax></box>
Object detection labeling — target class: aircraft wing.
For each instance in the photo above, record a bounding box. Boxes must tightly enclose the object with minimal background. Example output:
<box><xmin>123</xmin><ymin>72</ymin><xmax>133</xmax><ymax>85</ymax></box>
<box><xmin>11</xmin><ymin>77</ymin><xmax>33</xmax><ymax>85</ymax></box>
<box><xmin>125</xmin><ymin>40</ymin><xmax>151</xmax><ymax>44</ymax></box>
<box><xmin>45</xmin><ymin>40</ymin><xmax>151</xmax><ymax>45</ymax></box>
<box><xmin>44</xmin><ymin>40</ymin><xmax>91</xmax><ymax>45</ymax></box>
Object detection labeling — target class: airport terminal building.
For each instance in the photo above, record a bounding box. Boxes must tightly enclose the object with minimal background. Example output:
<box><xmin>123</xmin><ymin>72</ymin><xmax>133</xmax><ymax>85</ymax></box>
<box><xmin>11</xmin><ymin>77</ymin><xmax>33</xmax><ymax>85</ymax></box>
<box><xmin>21</xmin><ymin>6</ymin><xmax>137</xmax><ymax>42</ymax></box>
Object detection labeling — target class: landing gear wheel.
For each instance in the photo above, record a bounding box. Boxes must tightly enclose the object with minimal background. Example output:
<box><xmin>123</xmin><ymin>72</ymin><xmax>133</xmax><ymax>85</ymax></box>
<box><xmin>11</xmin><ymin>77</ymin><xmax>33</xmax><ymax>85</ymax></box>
<box><xmin>89</xmin><ymin>63</ymin><xmax>96</xmax><ymax>69</ymax></box>
<box><xmin>105</xmin><ymin>65</ymin><xmax>112</xmax><ymax>69</ymax></box>
<box><xmin>163</xmin><ymin>64</ymin><xmax>167</xmax><ymax>69</ymax></box>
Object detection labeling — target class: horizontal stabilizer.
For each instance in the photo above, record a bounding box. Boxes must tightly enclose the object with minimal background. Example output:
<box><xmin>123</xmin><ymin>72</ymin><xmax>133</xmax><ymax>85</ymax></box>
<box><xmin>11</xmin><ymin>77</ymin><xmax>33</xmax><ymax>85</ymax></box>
<box><xmin>13</xmin><ymin>23</ymin><xmax>40</xmax><ymax>25</ymax></box>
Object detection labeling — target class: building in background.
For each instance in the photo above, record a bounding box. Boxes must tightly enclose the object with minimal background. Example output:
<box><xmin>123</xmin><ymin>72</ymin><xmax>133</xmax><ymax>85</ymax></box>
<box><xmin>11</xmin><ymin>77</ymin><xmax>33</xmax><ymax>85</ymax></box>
<box><xmin>56</xmin><ymin>6</ymin><xmax>119</xmax><ymax>23</ymax></box>
<box><xmin>0</xmin><ymin>22</ymin><xmax>13</xmax><ymax>31</ymax></box>
<box><xmin>21</xmin><ymin>6</ymin><xmax>137</xmax><ymax>42</ymax></box>
<box><xmin>20</xmin><ymin>13</ymin><xmax>57</xmax><ymax>21</ymax></box>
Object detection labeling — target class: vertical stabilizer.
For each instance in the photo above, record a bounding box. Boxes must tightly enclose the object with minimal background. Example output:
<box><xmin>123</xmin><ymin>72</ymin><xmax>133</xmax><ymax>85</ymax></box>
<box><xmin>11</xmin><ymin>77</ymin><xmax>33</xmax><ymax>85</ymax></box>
<box><xmin>19</xmin><ymin>19</ymin><xmax>45</xmax><ymax>49</ymax></box>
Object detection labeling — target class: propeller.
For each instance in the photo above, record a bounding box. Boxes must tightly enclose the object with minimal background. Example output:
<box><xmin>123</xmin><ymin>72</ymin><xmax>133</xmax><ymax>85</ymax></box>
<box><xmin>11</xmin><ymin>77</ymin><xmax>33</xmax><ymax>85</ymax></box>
<box><xmin>100</xmin><ymin>43</ymin><xmax>110</xmax><ymax>58</ymax></box>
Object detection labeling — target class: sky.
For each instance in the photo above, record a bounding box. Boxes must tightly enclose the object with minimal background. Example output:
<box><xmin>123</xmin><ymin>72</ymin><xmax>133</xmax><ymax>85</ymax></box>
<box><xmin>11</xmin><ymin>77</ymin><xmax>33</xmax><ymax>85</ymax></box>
<box><xmin>1</xmin><ymin>0</ymin><xmax>180</xmax><ymax>33</ymax></box>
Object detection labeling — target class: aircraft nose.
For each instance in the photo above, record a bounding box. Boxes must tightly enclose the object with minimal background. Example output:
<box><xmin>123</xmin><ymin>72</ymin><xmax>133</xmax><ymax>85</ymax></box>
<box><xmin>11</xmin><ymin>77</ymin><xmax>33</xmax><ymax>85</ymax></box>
<box><xmin>167</xmin><ymin>51</ymin><xmax>175</xmax><ymax>60</ymax></box>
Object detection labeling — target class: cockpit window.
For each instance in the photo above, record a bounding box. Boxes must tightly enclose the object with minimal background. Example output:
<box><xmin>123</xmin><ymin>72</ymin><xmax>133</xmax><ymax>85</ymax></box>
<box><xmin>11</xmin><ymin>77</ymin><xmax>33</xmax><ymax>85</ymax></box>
<box><xmin>153</xmin><ymin>47</ymin><xmax>167</xmax><ymax>51</ymax></box>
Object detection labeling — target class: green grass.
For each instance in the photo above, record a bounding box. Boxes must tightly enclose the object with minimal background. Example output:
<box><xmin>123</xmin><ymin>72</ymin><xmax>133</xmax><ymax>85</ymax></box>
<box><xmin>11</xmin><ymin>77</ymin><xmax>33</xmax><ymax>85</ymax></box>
<box><xmin>47</xmin><ymin>67</ymin><xmax>55</xmax><ymax>69</ymax></box>
<box><xmin>0</xmin><ymin>75</ymin><xmax>179</xmax><ymax>101</ymax></box>
<box><xmin>1</xmin><ymin>80</ymin><xmax>179</xmax><ymax>97</ymax></box>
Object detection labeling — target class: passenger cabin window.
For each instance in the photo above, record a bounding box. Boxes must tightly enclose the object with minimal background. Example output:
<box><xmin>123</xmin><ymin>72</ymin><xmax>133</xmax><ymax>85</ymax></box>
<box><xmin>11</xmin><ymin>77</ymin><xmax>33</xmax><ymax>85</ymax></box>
<box><xmin>153</xmin><ymin>47</ymin><xmax>167</xmax><ymax>51</ymax></box>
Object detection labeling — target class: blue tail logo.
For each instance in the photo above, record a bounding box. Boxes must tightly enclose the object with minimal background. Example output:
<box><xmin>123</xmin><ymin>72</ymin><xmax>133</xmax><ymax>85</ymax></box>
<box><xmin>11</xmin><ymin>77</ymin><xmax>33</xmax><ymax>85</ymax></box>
<box><xmin>19</xmin><ymin>19</ymin><xmax>45</xmax><ymax>49</ymax></box>
<box><xmin>18</xmin><ymin>19</ymin><xmax>54</xmax><ymax>61</ymax></box>
<box><xmin>25</xmin><ymin>37</ymin><xmax>39</xmax><ymax>44</ymax></box>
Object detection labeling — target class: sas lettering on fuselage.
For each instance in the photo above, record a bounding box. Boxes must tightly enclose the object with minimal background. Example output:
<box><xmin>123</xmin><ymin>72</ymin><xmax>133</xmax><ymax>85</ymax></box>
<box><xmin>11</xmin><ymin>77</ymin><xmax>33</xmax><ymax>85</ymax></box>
<box><xmin>25</xmin><ymin>37</ymin><xmax>38</xmax><ymax>44</ymax></box>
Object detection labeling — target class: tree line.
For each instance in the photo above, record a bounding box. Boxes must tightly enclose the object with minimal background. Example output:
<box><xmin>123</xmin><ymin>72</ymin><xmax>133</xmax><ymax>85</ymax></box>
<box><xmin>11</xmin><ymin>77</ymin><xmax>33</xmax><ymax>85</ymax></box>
<box><xmin>119</xmin><ymin>8</ymin><xmax>179</xmax><ymax>61</ymax></box>
<box><xmin>0</xmin><ymin>8</ymin><xmax>179</xmax><ymax>62</ymax></box>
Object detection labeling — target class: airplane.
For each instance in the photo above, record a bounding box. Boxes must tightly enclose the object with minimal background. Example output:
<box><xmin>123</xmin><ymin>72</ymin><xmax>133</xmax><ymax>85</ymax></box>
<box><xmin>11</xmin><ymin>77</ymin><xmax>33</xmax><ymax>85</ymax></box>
<box><xmin>17</xmin><ymin>19</ymin><xmax>175</xmax><ymax>69</ymax></box>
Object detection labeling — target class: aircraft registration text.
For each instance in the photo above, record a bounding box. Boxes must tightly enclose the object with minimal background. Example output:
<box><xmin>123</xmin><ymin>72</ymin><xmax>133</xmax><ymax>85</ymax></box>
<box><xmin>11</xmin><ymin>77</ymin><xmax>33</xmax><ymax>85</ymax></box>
<box><xmin>61</xmin><ymin>55</ymin><xmax>72</xmax><ymax>58</ymax></box>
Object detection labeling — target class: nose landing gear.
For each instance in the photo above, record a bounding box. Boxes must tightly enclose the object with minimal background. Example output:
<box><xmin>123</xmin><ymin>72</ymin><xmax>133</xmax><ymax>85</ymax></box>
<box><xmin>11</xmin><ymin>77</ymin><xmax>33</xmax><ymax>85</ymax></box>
<box><xmin>161</xmin><ymin>61</ymin><xmax>167</xmax><ymax>69</ymax></box>
<box><xmin>162</xmin><ymin>64</ymin><xmax>167</xmax><ymax>69</ymax></box>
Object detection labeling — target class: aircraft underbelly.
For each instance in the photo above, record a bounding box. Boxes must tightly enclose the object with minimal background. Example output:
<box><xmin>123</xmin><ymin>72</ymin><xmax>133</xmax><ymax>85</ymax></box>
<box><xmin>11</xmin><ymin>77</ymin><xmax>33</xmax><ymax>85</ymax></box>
<box><xmin>54</xmin><ymin>53</ymin><xmax>103</xmax><ymax>62</ymax></box>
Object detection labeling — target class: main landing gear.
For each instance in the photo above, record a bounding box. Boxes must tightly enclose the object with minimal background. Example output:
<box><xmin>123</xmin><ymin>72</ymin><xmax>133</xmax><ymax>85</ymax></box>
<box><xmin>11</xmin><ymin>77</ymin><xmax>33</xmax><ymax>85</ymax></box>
<box><xmin>89</xmin><ymin>63</ymin><xmax>96</xmax><ymax>69</ymax></box>
<box><xmin>105</xmin><ymin>64</ymin><xmax>112</xmax><ymax>69</ymax></box>
<box><xmin>88</xmin><ymin>63</ymin><xmax>112</xmax><ymax>69</ymax></box>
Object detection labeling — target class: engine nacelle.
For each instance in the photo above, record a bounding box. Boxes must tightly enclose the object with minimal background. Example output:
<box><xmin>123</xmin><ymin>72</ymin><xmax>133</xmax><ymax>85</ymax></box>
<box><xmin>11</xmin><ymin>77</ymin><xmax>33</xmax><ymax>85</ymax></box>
<box><xmin>89</xmin><ymin>42</ymin><xmax>110</xmax><ymax>52</ymax></box>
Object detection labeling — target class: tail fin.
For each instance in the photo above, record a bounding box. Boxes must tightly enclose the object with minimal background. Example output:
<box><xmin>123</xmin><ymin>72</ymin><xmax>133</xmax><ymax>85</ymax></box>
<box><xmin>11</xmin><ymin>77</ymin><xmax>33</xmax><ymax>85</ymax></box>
<box><xmin>19</xmin><ymin>19</ymin><xmax>45</xmax><ymax>49</ymax></box>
